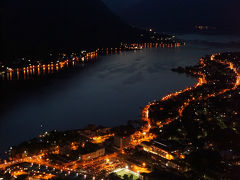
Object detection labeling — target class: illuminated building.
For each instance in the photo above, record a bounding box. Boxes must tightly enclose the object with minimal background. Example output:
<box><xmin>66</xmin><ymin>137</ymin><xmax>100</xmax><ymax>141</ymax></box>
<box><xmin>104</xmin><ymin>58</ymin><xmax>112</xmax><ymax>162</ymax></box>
<box><xmin>80</xmin><ymin>147</ymin><xmax>105</xmax><ymax>161</ymax></box>
<box><xmin>114</xmin><ymin>135</ymin><xmax>131</xmax><ymax>149</ymax></box>
<box><xmin>113</xmin><ymin>125</ymin><xmax>135</xmax><ymax>149</ymax></box>
<box><xmin>79</xmin><ymin>125</ymin><xmax>111</xmax><ymax>139</ymax></box>
<box><xmin>59</xmin><ymin>141</ymin><xmax>105</xmax><ymax>161</ymax></box>
<box><xmin>140</xmin><ymin>141</ymin><xmax>175</xmax><ymax>160</ymax></box>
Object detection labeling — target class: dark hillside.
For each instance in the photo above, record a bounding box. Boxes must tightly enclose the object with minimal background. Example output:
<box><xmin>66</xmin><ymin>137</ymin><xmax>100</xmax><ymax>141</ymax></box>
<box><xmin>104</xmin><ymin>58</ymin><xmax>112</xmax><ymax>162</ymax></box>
<box><xmin>0</xmin><ymin>0</ymin><xmax>139</xmax><ymax>61</ymax></box>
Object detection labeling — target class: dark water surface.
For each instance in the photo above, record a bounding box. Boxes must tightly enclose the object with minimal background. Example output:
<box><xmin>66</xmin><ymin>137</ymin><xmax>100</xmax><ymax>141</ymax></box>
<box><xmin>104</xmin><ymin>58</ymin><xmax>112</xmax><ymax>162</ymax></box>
<box><xmin>1</xmin><ymin>34</ymin><xmax>240</xmax><ymax>153</ymax></box>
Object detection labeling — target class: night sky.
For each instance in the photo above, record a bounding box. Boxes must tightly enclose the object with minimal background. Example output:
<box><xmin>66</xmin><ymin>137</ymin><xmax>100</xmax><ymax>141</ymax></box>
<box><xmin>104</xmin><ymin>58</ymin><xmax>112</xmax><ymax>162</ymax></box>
<box><xmin>103</xmin><ymin>0</ymin><xmax>240</xmax><ymax>34</ymax></box>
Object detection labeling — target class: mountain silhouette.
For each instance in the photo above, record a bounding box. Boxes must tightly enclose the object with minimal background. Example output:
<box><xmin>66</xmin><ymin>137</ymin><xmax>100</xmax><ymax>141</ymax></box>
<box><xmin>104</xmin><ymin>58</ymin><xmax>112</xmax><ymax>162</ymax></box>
<box><xmin>0</xmin><ymin>0</ymin><xmax>140</xmax><ymax>61</ymax></box>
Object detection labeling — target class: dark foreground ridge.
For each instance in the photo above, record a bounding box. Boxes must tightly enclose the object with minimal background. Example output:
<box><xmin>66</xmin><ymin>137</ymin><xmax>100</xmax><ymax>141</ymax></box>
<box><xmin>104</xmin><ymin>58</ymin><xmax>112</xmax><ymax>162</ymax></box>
<box><xmin>1</xmin><ymin>52</ymin><xmax>240</xmax><ymax>179</ymax></box>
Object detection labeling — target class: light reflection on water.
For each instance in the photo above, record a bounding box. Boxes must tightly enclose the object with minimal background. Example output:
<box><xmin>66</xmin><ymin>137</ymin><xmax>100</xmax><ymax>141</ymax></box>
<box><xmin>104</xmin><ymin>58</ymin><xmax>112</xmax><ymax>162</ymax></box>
<box><xmin>0</xmin><ymin>34</ymin><xmax>240</xmax><ymax>153</ymax></box>
<box><xmin>1</xmin><ymin>55</ymin><xmax>98</xmax><ymax>81</ymax></box>
<box><xmin>1</xmin><ymin>43</ymin><xmax>180</xmax><ymax>81</ymax></box>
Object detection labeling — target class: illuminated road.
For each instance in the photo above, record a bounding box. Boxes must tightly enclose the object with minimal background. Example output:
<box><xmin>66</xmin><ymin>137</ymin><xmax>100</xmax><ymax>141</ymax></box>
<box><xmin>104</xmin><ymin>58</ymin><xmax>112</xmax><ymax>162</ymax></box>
<box><xmin>143</xmin><ymin>53</ymin><xmax>240</xmax><ymax>133</ymax></box>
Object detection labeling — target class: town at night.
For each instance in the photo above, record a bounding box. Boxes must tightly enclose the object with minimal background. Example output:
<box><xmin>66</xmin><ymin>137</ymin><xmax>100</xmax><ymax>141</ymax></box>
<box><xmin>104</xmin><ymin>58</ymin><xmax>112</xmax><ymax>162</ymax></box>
<box><xmin>1</xmin><ymin>0</ymin><xmax>240</xmax><ymax>179</ymax></box>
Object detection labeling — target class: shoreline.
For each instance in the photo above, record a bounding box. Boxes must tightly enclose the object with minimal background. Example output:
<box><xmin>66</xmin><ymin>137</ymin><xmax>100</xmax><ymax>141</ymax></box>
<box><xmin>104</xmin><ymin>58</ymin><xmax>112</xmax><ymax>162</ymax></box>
<box><xmin>0</xmin><ymin>41</ymin><xmax>184</xmax><ymax>155</ymax></box>
<box><xmin>1</xmin><ymin>51</ymin><xmax>240</xmax><ymax>179</ymax></box>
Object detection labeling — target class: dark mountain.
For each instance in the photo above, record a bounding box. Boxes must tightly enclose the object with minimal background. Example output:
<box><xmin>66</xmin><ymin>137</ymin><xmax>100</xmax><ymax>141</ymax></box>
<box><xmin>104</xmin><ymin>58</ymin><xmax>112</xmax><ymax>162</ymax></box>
<box><xmin>0</xmin><ymin>0</ymin><xmax>140</xmax><ymax>61</ymax></box>
<box><xmin>114</xmin><ymin>0</ymin><xmax>240</xmax><ymax>34</ymax></box>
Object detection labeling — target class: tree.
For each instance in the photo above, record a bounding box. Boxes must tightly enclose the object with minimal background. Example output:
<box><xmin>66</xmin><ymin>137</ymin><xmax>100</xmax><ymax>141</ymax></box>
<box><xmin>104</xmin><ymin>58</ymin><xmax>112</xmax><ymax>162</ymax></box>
<box><xmin>123</xmin><ymin>174</ymin><xmax>129</xmax><ymax>180</ymax></box>
<box><xmin>129</xmin><ymin>174</ymin><xmax>134</xmax><ymax>180</ymax></box>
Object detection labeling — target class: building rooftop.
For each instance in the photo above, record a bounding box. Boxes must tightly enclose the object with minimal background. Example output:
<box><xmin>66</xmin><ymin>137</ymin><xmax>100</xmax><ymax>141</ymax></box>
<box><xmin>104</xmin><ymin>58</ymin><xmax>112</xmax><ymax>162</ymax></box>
<box><xmin>112</xmin><ymin>125</ymin><xmax>136</xmax><ymax>137</ymax></box>
<box><xmin>141</xmin><ymin>140</ymin><xmax>176</xmax><ymax>152</ymax></box>
<box><xmin>76</xmin><ymin>142</ymin><xmax>103</xmax><ymax>155</ymax></box>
